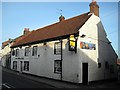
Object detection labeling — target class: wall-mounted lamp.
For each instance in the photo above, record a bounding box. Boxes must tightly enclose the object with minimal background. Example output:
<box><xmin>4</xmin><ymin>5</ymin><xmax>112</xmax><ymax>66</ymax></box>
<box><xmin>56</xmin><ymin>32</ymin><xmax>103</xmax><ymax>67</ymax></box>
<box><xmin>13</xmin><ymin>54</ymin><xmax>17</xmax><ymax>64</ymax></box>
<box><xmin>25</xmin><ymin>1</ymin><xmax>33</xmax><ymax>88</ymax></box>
<box><xmin>75</xmin><ymin>37</ymin><xmax>78</xmax><ymax>40</ymax></box>
<box><xmin>28</xmin><ymin>45</ymin><xmax>31</xmax><ymax>47</ymax></box>
<box><xmin>80</xmin><ymin>34</ymin><xmax>86</xmax><ymax>38</ymax></box>
<box><xmin>108</xmin><ymin>42</ymin><xmax>112</xmax><ymax>44</ymax></box>
<box><xmin>19</xmin><ymin>46</ymin><xmax>22</xmax><ymax>48</ymax></box>
<box><xmin>43</xmin><ymin>42</ymin><xmax>47</xmax><ymax>45</ymax></box>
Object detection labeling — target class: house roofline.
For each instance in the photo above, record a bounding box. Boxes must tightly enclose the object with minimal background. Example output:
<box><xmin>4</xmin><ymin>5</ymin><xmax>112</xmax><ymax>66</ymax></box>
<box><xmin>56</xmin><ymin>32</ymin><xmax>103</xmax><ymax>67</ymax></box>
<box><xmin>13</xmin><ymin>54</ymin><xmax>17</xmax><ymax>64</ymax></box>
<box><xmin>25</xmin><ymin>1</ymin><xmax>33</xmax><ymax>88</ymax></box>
<box><xmin>10</xmin><ymin>32</ymin><xmax>79</xmax><ymax>48</ymax></box>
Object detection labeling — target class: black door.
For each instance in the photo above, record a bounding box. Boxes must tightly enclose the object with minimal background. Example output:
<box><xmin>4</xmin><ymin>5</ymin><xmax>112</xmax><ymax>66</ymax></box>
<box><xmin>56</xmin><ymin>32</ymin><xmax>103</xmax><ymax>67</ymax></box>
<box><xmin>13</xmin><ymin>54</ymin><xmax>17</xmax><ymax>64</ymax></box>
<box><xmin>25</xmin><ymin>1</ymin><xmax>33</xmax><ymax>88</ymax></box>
<box><xmin>20</xmin><ymin>61</ymin><xmax>23</xmax><ymax>72</ymax></box>
<box><xmin>82</xmin><ymin>63</ymin><xmax>88</xmax><ymax>84</ymax></box>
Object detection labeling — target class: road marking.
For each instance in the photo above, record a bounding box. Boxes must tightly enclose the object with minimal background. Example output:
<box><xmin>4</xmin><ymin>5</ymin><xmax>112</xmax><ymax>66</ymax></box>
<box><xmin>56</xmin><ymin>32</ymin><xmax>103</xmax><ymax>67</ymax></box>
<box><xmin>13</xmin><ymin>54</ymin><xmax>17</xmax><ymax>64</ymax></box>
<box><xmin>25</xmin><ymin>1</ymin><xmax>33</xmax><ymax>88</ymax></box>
<box><xmin>2</xmin><ymin>84</ymin><xmax>11</xmax><ymax>88</ymax></box>
<box><xmin>2</xmin><ymin>83</ymin><xmax>15</xmax><ymax>88</ymax></box>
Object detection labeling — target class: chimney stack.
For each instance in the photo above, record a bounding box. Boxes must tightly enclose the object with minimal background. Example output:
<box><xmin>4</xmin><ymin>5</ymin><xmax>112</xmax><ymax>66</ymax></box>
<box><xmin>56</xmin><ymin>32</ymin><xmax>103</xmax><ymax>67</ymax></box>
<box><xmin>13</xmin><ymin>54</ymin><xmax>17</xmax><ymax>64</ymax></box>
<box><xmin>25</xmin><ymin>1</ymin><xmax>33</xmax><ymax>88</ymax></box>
<box><xmin>24</xmin><ymin>28</ymin><xmax>30</xmax><ymax>35</ymax></box>
<box><xmin>59</xmin><ymin>15</ymin><xmax>65</xmax><ymax>22</ymax></box>
<box><xmin>89</xmin><ymin>0</ymin><xmax>99</xmax><ymax>17</ymax></box>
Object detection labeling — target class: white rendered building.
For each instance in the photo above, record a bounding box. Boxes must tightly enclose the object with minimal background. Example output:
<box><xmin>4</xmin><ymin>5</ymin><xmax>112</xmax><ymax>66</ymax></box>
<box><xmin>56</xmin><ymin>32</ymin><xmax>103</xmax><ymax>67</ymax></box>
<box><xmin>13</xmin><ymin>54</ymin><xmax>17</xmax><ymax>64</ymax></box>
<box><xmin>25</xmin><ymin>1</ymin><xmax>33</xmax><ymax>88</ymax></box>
<box><xmin>10</xmin><ymin>1</ymin><xmax>118</xmax><ymax>84</ymax></box>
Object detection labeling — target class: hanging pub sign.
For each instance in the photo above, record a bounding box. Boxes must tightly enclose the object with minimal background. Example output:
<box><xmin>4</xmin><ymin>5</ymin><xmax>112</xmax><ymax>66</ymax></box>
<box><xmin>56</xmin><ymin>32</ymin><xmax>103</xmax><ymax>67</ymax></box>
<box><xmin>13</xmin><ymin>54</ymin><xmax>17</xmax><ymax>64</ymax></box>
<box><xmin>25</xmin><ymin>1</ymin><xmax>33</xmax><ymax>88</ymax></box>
<box><xmin>69</xmin><ymin>35</ymin><xmax>77</xmax><ymax>53</ymax></box>
<box><xmin>80</xmin><ymin>42</ymin><xmax>96</xmax><ymax>50</ymax></box>
<box><xmin>70</xmin><ymin>35</ymin><xmax>75</xmax><ymax>50</ymax></box>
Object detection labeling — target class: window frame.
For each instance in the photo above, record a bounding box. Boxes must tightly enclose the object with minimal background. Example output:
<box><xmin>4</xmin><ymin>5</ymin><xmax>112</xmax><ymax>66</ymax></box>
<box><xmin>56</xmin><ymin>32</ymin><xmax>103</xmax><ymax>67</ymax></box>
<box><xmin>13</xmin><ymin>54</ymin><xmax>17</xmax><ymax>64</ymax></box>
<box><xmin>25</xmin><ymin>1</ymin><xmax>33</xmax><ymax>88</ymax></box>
<box><xmin>13</xmin><ymin>61</ymin><xmax>17</xmax><ymax>70</ymax></box>
<box><xmin>54</xmin><ymin>60</ymin><xmax>62</xmax><ymax>74</ymax></box>
<box><xmin>54</xmin><ymin>42</ymin><xmax>61</xmax><ymax>55</ymax></box>
<box><xmin>25</xmin><ymin>47</ymin><xmax>30</xmax><ymax>56</ymax></box>
<box><xmin>15</xmin><ymin>49</ymin><xmax>19</xmax><ymax>57</ymax></box>
<box><xmin>32</xmin><ymin>46</ymin><xmax>38</xmax><ymax>56</ymax></box>
<box><xmin>23</xmin><ymin>61</ymin><xmax>29</xmax><ymax>71</ymax></box>
<box><xmin>11</xmin><ymin>49</ymin><xmax>15</xmax><ymax>56</ymax></box>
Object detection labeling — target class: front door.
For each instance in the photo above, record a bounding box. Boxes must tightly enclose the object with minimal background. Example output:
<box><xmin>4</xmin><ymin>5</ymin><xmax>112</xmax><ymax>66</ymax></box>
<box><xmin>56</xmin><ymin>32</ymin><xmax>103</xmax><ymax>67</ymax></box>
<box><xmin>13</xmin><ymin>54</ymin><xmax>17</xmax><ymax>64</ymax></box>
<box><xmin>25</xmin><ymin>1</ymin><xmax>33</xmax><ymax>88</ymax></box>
<box><xmin>82</xmin><ymin>63</ymin><xmax>88</xmax><ymax>85</ymax></box>
<box><xmin>20</xmin><ymin>61</ymin><xmax>23</xmax><ymax>72</ymax></box>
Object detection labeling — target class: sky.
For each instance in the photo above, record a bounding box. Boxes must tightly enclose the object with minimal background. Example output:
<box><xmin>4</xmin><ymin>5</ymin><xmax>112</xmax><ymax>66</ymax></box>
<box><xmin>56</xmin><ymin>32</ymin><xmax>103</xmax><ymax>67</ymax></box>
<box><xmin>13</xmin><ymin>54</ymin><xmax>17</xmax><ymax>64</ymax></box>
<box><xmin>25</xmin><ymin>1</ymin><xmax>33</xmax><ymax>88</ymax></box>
<box><xmin>1</xmin><ymin>1</ymin><xmax>119</xmax><ymax>57</ymax></box>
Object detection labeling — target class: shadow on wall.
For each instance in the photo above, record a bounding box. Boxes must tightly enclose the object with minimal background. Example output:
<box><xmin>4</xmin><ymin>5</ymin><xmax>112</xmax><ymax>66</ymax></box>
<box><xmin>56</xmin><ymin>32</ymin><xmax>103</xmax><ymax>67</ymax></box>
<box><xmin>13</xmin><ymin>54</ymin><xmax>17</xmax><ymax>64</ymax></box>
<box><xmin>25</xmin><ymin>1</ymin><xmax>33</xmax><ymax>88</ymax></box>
<box><xmin>62</xmin><ymin>40</ymin><xmax>98</xmax><ymax>83</ymax></box>
<box><xmin>97</xmin><ymin>21</ymin><xmax>118</xmax><ymax>80</ymax></box>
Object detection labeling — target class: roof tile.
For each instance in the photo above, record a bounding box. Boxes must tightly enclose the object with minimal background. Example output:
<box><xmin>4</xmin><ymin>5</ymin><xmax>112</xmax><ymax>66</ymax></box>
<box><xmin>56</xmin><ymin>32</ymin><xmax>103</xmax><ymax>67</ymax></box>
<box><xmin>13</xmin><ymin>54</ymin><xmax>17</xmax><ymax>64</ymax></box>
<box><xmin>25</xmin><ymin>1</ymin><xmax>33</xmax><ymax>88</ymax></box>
<box><xmin>11</xmin><ymin>12</ymin><xmax>91</xmax><ymax>48</ymax></box>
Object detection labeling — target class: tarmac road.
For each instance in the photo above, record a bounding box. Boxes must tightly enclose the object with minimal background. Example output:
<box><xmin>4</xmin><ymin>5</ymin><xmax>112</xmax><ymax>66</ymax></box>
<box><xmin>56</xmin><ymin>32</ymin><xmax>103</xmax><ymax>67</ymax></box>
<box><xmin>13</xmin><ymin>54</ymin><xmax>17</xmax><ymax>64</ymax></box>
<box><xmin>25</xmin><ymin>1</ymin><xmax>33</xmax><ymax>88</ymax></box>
<box><xmin>2</xmin><ymin>68</ymin><xmax>55</xmax><ymax>89</ymax></box>
<box><xmin>1</xmin><ymin>66</ymin><xmax>120</xmax><ymax>89</ymax></box>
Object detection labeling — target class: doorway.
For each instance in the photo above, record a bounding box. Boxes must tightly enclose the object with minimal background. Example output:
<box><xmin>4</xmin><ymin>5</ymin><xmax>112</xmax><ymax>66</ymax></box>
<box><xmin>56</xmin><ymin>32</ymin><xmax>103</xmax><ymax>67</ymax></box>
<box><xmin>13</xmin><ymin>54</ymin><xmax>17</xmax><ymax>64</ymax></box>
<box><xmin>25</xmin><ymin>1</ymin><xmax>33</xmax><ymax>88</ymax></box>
<box><xmin>82</xmin><ymin>63</ymin><xmax>88</xmax><ymax>84</ymax></box>
<box><xmin>20</xmin><ymin>61</ymin><xmax>23</xmax><ymax>72</ymax></box>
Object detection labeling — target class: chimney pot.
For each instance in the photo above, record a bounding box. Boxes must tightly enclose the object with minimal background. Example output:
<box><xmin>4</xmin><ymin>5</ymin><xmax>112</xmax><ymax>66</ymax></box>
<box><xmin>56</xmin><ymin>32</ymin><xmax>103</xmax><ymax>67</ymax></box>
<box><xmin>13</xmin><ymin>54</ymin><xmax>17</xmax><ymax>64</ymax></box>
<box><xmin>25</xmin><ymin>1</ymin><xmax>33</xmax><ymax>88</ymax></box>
<box><xmin>89</xmin><ymin>0</ymin><xmax>99</xmax><ymax>17</ymax></box>
<box><xmin>59</xmin><ymin>15</ymin><xmax>65</xmax><ymax>22</ymax></box>
<box><xmin>24</xmin><ymin>28</ymin><xmax>30</xmax><ymax>35</ymax></box>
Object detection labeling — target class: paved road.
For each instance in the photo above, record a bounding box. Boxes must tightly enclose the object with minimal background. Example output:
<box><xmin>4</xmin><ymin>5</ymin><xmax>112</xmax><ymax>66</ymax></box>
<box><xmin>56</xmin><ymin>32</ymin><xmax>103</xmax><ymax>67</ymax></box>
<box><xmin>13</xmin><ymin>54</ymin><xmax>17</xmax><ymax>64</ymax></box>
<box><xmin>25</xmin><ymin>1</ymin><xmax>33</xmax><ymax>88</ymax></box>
<box><xmin>2</xmin><ymin>68</ymin><xmax>55</xmax><ymax>89</ymax></box>
<box><xmin>1</xmin><ymin>66</ymin><xmax>120</xmax><ymax>89</ymax></box>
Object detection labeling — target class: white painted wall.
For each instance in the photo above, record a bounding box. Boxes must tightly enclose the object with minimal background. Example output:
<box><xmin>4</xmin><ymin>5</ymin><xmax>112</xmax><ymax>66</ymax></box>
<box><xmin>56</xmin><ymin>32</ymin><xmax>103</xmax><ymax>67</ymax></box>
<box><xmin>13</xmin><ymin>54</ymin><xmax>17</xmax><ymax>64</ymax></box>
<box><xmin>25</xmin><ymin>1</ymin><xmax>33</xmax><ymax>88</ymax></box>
<box><xmin>11</xmin><ymin>14</ymin><xmax>117</xmax><ymax>83</ymax></box>
<box><xmin>11</xmin><ymin>42</ymin><xmax>61</xmax><ymax>80</ymax></box>
<box><xmin>78</xmin><ymin>14</ymin><xmax>98</xmax><ymax>83</ymax></box>
<box><xmin>97</xmin><ymin>20</ymin><xmax>118</xmax><ymax>79</ymax></box>
<box><xmin>1</xmin><ymin>44</ymin><xmax>11</xmax><ymax>67</ymax></box>
<box><xmin>78</xmin><ymin>14</ymin><xmax>117</xmax><ymax>82</ymax></box>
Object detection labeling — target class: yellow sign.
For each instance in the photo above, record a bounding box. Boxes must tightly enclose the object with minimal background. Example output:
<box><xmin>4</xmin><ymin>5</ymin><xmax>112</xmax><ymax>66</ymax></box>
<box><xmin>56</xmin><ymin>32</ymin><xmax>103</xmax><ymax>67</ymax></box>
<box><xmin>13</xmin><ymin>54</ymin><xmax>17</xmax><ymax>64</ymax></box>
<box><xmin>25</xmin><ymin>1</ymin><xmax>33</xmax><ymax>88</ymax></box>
<box><xmin>70</xmin><ymin>35</ymin><xmax>75</xmax><ymax>47</ymax></box>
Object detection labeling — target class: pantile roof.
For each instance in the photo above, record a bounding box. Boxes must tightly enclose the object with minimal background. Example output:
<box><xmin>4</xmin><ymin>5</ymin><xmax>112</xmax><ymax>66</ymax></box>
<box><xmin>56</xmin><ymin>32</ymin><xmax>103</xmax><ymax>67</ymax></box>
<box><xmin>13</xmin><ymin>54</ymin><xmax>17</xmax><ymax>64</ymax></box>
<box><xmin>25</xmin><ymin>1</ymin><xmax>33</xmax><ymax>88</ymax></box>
<box><xmin>11</xmin><ymin>12</ymin><xmax>91</xmax><ymax>48</ymax></box>
<box><xmin>2</xmin><ymin>40</ymin><xmax>10</xmax><ymax>49</ymax></box>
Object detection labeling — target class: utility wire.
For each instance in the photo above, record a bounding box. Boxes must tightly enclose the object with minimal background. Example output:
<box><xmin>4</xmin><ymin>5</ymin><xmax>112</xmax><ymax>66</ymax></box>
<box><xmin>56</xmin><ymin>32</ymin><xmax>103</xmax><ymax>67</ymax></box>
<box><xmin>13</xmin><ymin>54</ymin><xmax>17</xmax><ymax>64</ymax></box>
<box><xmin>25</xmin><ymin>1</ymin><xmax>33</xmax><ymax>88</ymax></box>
<box><xmin>87</xmin><ymin>36</ymin><xmax>110</xmax><ymax>44</ymax></box>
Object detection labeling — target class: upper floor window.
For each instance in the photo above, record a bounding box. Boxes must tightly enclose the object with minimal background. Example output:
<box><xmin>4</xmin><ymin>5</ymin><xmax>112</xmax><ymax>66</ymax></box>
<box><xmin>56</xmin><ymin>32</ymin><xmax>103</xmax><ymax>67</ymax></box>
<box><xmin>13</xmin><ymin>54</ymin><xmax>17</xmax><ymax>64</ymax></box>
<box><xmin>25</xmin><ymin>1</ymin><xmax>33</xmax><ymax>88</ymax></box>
<box><xmin>54</xmin><ymin>42</ymin><xmax>61</xmax><ymax>55</ymax></box>
<box><xmin>15</xmin><ymin>49</ymin><xmax>19</xmax><ymax>57</ymax></box>
<box><xmin>32</xmin><ymin>46</ymin><xmax>37</xmax><ymax>56</ymax></box>
<box><xmin>25</xmin><ymin>47</ymin><xmax>30</xmax><ymax>56</ymax></box>
<box><xmin>11</xmin><ymin>49</ymin><xmax>15</xmax><ymax>56</ymax></box>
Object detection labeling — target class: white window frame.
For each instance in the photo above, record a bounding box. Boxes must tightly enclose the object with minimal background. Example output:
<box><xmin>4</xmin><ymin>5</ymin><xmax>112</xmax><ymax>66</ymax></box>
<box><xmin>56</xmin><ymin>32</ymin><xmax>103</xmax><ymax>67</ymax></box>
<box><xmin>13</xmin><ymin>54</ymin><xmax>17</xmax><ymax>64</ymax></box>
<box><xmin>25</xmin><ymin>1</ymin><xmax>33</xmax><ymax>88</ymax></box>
<box><xmin>13</xmin><ymin>61</ymin><xmax>17</xmax><ymax>70</ymax></box>
<box><xmin>32</xmin><ymin>46</ymin><xmax>37</xmax><ymax>56</ymax></box>
<box><xmin>23</xmin><ymin>61</ymin><xmax>29</xmax><ymax>71</ymax></box>
<box><xmin>11</xmin><ymin>49</ymin><xmax>15</xmax><ymax>56</ymax></box>
<box><xmin>25</xmin><ymin>47</ymin><xmax>30</xmax><ymax>56</ymax></box>
<box><xmin>15</xmin><ymin>49</ymin><xmax>19</xmax><ymax>57</ymax></box>
<box><xmin>54</xmin><ymin>42</ymin><xmax>61</xmax><ymax>55</ymax></box>
<box><xmin>54</xmin><ymin>60</ymin><xmax>62</xmax><ymax>74</ymax></box>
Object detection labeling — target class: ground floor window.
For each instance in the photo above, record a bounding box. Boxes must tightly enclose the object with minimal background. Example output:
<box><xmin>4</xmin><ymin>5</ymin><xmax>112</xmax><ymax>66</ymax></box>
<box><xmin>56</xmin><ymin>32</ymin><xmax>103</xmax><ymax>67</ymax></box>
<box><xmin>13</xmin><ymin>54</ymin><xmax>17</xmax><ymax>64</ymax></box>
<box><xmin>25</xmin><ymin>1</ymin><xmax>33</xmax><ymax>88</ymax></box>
<box><xmin>13</xmin><ymin>61</ymin><xmax>17</xmax><ymax>70</ymax></box>
<box><xmin>54</xmin><ymin>60</ymin><xmax>62</xmax><ymax>74</ymax></box>
<box><xmin>105</xmin><ymin>61</ymin><xmax>109</xmax><ymax>69</ymax></box>
<box><xmin>23</xmin><ymin>61</ymin><xmax>29</xmax><ymax>71</ymax></box>
<box><xmin>110</xmin><ymin>65</ymin><xmax>114</xmax><ymax>73</ymax></box>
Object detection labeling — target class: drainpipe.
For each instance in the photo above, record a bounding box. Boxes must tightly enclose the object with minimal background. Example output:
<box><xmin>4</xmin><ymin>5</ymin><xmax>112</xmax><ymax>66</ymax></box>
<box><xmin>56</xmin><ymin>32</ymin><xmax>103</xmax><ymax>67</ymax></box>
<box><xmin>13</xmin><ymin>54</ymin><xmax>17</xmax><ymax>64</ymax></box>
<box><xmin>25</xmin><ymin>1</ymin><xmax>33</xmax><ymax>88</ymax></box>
<box><xmin>60</xmin><ymin>40</ymin><xmax>63</xmax><ymax>80</ymax></box>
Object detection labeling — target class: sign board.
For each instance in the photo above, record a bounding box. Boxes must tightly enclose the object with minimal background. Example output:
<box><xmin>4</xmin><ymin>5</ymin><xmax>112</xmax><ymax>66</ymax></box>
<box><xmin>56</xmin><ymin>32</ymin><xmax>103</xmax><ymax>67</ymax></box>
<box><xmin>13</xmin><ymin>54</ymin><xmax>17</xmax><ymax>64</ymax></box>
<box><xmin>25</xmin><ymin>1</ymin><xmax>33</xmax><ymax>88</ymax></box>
<box><xmin>80</xmin><ymin>42</ymin><xmax>96</xmax><ymax>50</ymax></box>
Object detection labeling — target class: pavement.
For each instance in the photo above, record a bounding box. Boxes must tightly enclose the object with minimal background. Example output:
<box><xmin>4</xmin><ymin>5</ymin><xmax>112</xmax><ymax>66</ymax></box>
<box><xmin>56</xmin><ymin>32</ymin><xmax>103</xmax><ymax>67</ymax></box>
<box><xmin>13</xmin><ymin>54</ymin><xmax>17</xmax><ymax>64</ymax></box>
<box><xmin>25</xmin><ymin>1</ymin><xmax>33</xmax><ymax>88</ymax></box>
<box><xmin>2</xmin><ymin>67</ymin><xmax>120</xmax><ymax>88</ymax></box>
